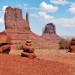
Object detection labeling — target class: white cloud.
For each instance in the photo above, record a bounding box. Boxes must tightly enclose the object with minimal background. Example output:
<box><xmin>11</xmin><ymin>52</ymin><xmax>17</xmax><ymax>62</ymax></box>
<box><xmin>2</xmin><ymin>6</ymin><xmax>8</xmax><ymax>13</ymax></box>
<box><xmin>29</xmin><ymin>7</ymin><xmax>39</xmax><ymax>10</ymax></box>
<box><xmin>23</xmin><ymin>4</ymin><xmax>27</xmax><ymax>9</ymax></box>
<box><xmin>25</xmin><ymin>2</ymin><xmax>58</xmax><ymax>20</ymax></box>
<box><xmin>70</xmin><ymin>2</ymin><xmax>75</xmax><ymax>7</ymax></box>
<box><xmin>23</xmin><ymin>4</ymin><xmax>39</xmax><ymax>10</ymax></box>
<box><xmin>30</xmin><ymin>11</ymin><xmax>54</xmax><ymax>20</ymax></box>
<box><xmin>51</xmin><ymin>17</ymin><xmax>75</xmax><ymax>27</ymax></box>
<box><xmin>38</xmin><ymin>11</ymin><xmax>54</xmax><ymax>20</ymax></box>
<box><xmin>30</xmin><ymin>14</ymin><xmax>39</xmax><ymax>18</ymax></box>
<box><xmin>69</xmin><ymin>3</ymin><xmax>75</xmax><ymax>14</ymax></box>
<box><xmin>23</xmin><ymin>2</ymin><xmax>58</xmax><ymax>12</ymax></box>
<box><xmin>0</xmin><ymin>17</ymin><xmax>4</xmax><ymax>24</ymax></box>
<box><xmin>63</xmin><ymin>24</ymin><xmax>75</xmax><ymax>27</ymax></box>
<box><xmin>40</xmin><ymin>2</ymin><xmax>58</xmax><ymax>12</ymax></box>
<box><xmin>0</xmin><ymin>6</ymin><xmax>8</xmax><ymax>24</ymax></box>
<box><xmin>50</xmin><ymin>0</ymin><xmax>69</xmax><ymax>5</ymax></box>
<box><xmin>33</xmin><ymin>16</ymin><xmax>75</xmax><ymax>28</ymax></box>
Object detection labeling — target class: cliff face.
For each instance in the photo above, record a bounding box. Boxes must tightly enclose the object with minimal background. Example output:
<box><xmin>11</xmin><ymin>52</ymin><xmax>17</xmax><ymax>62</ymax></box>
<box><xmin>4</xmin><ymin>7</ymin><xmax>30</xmax><ymax>30</ymax></box>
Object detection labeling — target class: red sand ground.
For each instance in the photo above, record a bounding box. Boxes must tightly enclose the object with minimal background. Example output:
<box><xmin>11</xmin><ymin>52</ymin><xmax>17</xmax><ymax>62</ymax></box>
<box><xmin>0</xmin><ymin>49</ymin><xmax>75</xmax><ymax>75</ymax></box>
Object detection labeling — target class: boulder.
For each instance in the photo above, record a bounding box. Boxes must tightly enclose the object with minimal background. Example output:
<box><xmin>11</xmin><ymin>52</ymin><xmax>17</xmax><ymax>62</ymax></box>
<box><xmin>0</xmin><ymin>31</ymin><xmax>11</xmax><ymax>54</ymax></box>
<box><xmin>72</xmin><ymin>38</ymin><xmax>75</xmax><ymax>41</ymax></box>
<box><xmin>70</xmin><ymin>46</ymin><xmax>75</xmax><ymax>53</ymax></box>
<box><xmin>70</xmin><ymin>41</ymin><xmax>75</xmax><ymax>45</ymax></box>
<box><xmin>21</xmin><ymin>52</ymin><xmax>36</xmax><ymax>59</ymax></box>
<box><xmin>69</xmin><ymin>38</ymin><xmax>75</xmax><ymax>53</ymax></box>
<box><xmin>21</xmin><ymin>40</ymin><xmax>36</xmax><ymax>59</ymax></box>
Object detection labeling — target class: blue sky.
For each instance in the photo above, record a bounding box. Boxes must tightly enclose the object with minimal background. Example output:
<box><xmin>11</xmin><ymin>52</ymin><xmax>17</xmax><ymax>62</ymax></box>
<box><xmin>0</xmin><ymin>0</ymin><xmax>75</xmax><ymax>37</ymax></box>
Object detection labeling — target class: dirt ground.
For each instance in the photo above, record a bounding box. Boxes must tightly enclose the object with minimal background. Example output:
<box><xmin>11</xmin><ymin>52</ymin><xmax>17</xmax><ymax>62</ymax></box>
<box><xmin>0</xmin><ymin>48</ymin><xmax>75</xmax><ymax>75</ymax></box>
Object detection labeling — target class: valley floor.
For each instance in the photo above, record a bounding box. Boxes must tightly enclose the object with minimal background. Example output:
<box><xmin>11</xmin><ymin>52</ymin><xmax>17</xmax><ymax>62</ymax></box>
<box><xmin>0</xmin><ymin>49</ymin><xmax>75</xmax><ymax>75</ymax></box>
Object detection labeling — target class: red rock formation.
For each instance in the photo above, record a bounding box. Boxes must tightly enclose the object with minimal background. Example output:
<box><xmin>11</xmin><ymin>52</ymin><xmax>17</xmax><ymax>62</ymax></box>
<box><xmin>70</xmin><ymin>38</ymin><xmax>75</xmax><ymax>52</ymax></box>
<box><xmin>41</xmin><ymin>23</ymin><xmax>61</xmax><ymax>43</ymax></box>
<box><xmin>0</xmin><ymin>31</ymin><xmax>11</xmax><ymax>54</ymax></box>
<box><xmin>0</xmin><ymin>31</ymin><xmax>11</xmax><ymax>44</ymax></box>
<box><xmin>43</xmin><ymin>23</ymin><xmax>56</xmax><ymax>34</ymax></box>
<box><xmin>5</xmin><ymin>7</ymin><xmax>32</xmax><ymax>44</ymax></box>
<box><xmin>5</xmin><ymin>6</ymin><xmax>30</xmax><ymax>30</ymax></box>
<box><xmin>4</xmin><ymin>7</ymin><xmax>61</xmax><ymax>49</ymax></box>
<box><xmin>21</xmin><ymin>40</ymin><xmax>37</xmax><ymax>59</ymax></box>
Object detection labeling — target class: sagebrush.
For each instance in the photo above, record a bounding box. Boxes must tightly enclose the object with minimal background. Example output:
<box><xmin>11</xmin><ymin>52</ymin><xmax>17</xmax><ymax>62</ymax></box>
<box><xmin>59</xmin><ymin>39</ymin><xmax>71</xmax><ymax>49</ymax></box>
<box><xmin>16</xmin><ymin>41</ymin><xmax>26</xmax><ymax>50</ymax></box>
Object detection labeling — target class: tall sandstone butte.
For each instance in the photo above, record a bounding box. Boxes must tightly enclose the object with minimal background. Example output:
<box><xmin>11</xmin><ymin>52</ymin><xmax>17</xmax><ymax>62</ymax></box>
<box><xmin>5</xmin><ymin>7</ymin><xmax>31</xmax><ymax>44</ymax></box>
<box><xmin>4</xmin><ymin>7</ymin><xmax>61</xmax><ymax>49</ymax></box>
<box><xmin>5</xmin><ymin>7</ymin><xmax>30</xmax><ymax>30</ymax></box>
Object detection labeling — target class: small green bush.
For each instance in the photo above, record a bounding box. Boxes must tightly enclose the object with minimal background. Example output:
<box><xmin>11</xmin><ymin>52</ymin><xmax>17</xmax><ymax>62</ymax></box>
<box><xmin>16</xmin><ymin>41</ymin><xmax>26</xmax><ymax>50</ymax></box>
<box><xmin>16</xmin><ymin>44</ymin><xmax>23</xmax><ymax>50</ymax></box>
<box><xmin>59</xmin><ymin>39</ymin><xmax>70</xmax><ymax>49</ymax></box>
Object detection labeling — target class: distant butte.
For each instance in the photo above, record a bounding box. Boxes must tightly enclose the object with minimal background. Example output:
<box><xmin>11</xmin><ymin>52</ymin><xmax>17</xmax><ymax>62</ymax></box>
<box><xmin>41</xmin><ymin>23</ymin><xmax>61</xmax><ymax>43</ymax></box>
<box><xmin>4</xmin><ymin>6</ymin><xmax>61</xmax><ymax>49</ymax></box>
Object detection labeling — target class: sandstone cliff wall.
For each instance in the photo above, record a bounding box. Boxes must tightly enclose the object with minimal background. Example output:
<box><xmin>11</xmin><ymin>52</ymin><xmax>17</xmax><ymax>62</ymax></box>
<box><xmin>5</xmin><ymin>7</ymin><xmax>30</xmax><ymax>30</ymax></box>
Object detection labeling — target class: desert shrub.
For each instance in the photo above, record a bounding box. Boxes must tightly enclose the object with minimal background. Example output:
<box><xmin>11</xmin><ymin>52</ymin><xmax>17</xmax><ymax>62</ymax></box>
<box><xmin>35</xmin><ymin>46</ymin><xmax>40</xmax><ymax>49</ymax></box>
<box><xmin>16</xmin><ymin>41</ymin><xmax>26</xmax><ymax>50</ymax></box>
<box><xmin>59</xmin><ymin>39</ymin><xmax>71</xmax><ymax>49</ymax></box>
<box><xmin>16</xmin><ymin>44</ymin><xmax>23</xmax><ymax>50</ymax></box>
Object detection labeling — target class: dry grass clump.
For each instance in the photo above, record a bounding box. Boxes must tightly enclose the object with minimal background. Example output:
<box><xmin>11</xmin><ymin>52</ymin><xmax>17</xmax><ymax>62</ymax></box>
<box><xmin>16</xmin><ymin>41</ymin><xmax>26</xmax><ymax>50</ymax></box>
<box><xmin>59</xmin><ymin>39</ymin><xmax>71</xmax><ymax>49</ymax></box>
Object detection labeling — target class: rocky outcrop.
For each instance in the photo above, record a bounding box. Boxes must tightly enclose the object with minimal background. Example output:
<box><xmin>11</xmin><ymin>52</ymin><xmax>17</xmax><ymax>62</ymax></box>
<box><xmin>41</xmin><ymin>23</ymin><xmax>61</xmax><ymax>43</ymax></box>
<box><xmin>5</xmin><ymin>7</ymin><xmax>30</xmax><ymax>30</ymax></box>
<box><xmin>21</xmin><ymin>40</ymin><xmax>37</xmax><ymax>59</ymax></box>
<box><xmin>43</xmin><ymin>23</ymin><xmax>56</xmax><ymax>34</ymax></box>
<box><xmin>70</xmin><ymin>38</ymin><xmax>75</xmax><ymax>52</ymax></box>
<box><xmin>0</xmin><ymin>31</ymin><xmax>11</xmax><ymax>43</ymax></box>
<box><xmin>0</xmin><ymin>31</ymin><xmax>11</xmax><ymax>54</ymax></box>
<box><xmin>5</xmin><ymin>7</ymin><xmax>32</xmax><ymax>44</ymax></box>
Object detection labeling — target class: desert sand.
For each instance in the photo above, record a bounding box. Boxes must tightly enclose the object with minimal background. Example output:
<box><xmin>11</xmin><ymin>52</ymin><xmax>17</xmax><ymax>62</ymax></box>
<box><xmin>0</xmin><ymin>48</ymin><xmax>75</xmax><ymax>75</ymax></box>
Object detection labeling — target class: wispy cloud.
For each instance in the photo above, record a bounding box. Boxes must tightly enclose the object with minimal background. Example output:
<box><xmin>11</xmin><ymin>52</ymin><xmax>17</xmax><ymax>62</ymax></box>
<box><xmin>62</xmin><ymin>24</ymin><xmax>75</xmax><ymax>27</ymax></box>
<box><xmin>30</xmin><ymin>14</ymin><xmax>75</xmax><ymax>28</ymax></box>
<box><xmin>52</xmin><ymin>17</ymin><xmax>75</xmax><ymax>28</ymax></box>
<box><xmin>24</xmin><ymin>1</ymin><xmax>75</xmax><ymax>28</ymax></box>
<box><xmin>30</xmin><ymin>12</ymin><xmax>54</xmax><ymax>20</ymax></box>
<box><xmin>21</xmin><ymin>2</ymin><xmax>58</xmax><ymax>12</ymax></box>
<box><xmin>69</xmin><ymin>2</ymin><xmax>75</xmax><ymax>14</ymax></box>
<box><xmin>38</xmin><ymin>11</ymin><xmax>54</xmax><ymax>20</ymax></box>
<box><xmin>30</xmin><ymin>14</ymin><xmax>39</xmax><ymax>18</ymax></box>
<box><xmin>17</xmin><ymin>4</ymin><xmax>39</xmax><ymax>10</ymax></box>
<box><xmin>50</xmin><ymin>0</ymin><xmax>69</xmax><ymax>5</ymax></box>
<box><xmin>40</xmin><ymin>2</ymin><xmax>58</xmax><ymax>12</ymax></box>
<box><xmin>0</xmin><ymin>17</ymin><xmax>4</xmax><ymax>24</ymax></box>
<box><xmin>30</xmin><ymin>2</ymin><xmax>57</xmax><ymax>20</ymax></box>
<box><xmin>0</xmin><ymin>6</ymin><xmax>8</xmax><ymax>24</ymax></box>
